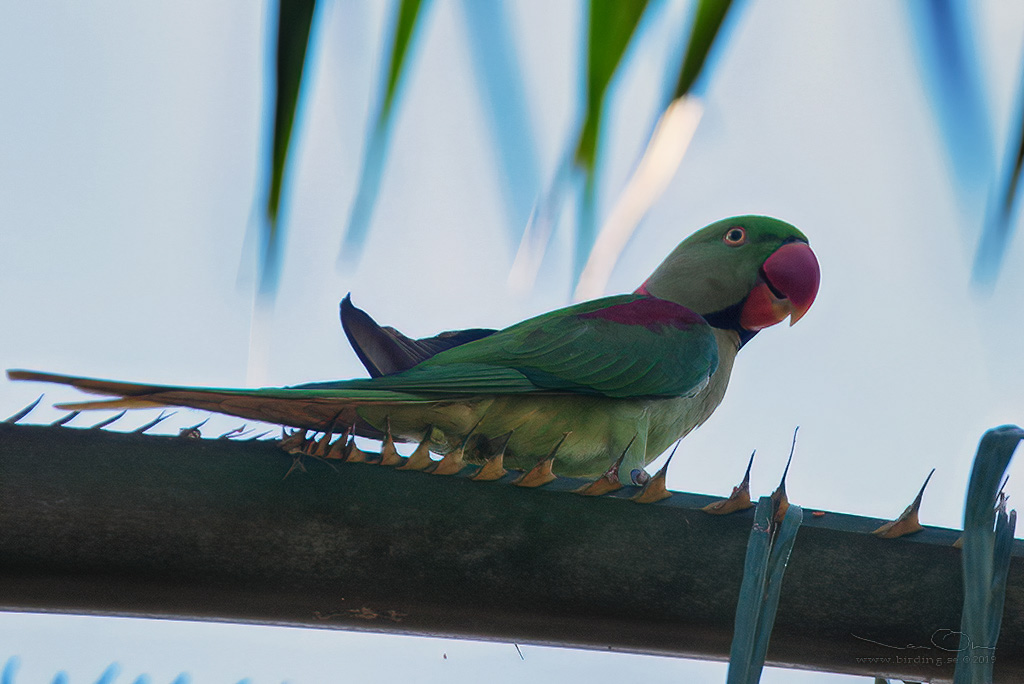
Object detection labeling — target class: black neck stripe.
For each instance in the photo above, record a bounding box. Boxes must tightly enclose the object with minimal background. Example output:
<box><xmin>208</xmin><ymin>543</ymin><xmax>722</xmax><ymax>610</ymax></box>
<box><xmin>701</xmin><ymin>300</ymin><xmax>758</xmax><ymax>348</ymax></box>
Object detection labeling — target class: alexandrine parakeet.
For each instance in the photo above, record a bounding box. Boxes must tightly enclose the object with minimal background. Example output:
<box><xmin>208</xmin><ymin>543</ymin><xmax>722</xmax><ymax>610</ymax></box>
<box><xmin>8</xmin><ymin>216</ymin><xmax>819</xmax><ymax>483</ymax></box>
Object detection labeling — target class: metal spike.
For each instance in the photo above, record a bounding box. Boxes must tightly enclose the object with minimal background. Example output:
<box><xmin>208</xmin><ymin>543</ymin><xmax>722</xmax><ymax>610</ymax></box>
<box><xmin>90</xmin><ymin>410</ymin><xmax>127</xmax><ymax>430</ymax></box>
<box><xmin>576</xmin><ymin>435</ymin><xmax>636</xmax><ymax>496</ymax></box>
<box><xmin>397</xmin><ymin>426</ymin><xmax>435</xmax><ymax>471</ymax></box>
<box><xmin>770</xmin><ymin>427</ymin><xmax>799</xmax><ymax>523</ymax></box>
<box><xmin>471</xmin><ymin>432</ymin><xmax>512</xmax><ymax>481</ymax></box>
<box><xmin>246</xmin><ymin>429</ymin><xmax>274</xmax><ymax>441</ymax></box>
<box><xmin>378</xmin><ymin>419</ymin><xmax>404</xmax><ymax>466</ymax></box>
<box><xmin>327</xmin><ymin>426</ymin><xmax>351</xmax><ymax>460</ymax></box>
<box><xmin>632</xmin><ymin>440</ymin><xmax>680</xmax><ymax>504</ymax></box>
<box><xmin>431</xmin><ymin>419</ymin><xmax>482</xmax><ymax>476</ymax></box>
<box><xmin>346</xmin><ymin>436</ymin><xmax>374</xmax><ymax>463</ymax></box>
<box><xmin>431</xmin><ymin>445</ymin><xmax>466</xmax><ymax>475</ymax></box>
<box><xmin>873</xmin><ymin>468</ymin><xmax>935</xmax><ymax>539</ymax></box>
<box><xmin>278</xmin><ymin>428</ymin><xmax>308</xmax><ymax>454</ymax></box>
<box><xmin>514</xmin><ymin>433</ymin><xmax>568</xmax><ymax>488</ymax></box>
<box><xmin>50</xmin><ymin>410</ymin><xmax>81</xmax><ymax>427</ymax></box>
<box><xmin>133</xmin><ymin>410</ymin><xmax>175</xmax><ymax>434</ymax></box>
<box><xmin>219</xmin><ymin>424</ymin><xmax>249</xmax><ymax>440</ymax></box>
<box><xmin>311</xmin><ymin>428</ymin><xmax>334</xmax><ymax>457</ymax></box>
<box><xmin>4</xmin><ymin>395</ymin><xmax>43</xmax><ymax>424</ymax></box>
<box><xmin>703</xmin><ymin>450</ymin><xmax>757</xmax><ymax>515</ymax></box>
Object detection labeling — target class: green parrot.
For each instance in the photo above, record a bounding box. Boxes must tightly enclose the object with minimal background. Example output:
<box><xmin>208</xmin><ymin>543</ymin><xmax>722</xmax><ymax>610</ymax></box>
<box><xmin>8</xmin><ymin>215</ymin><xmax>819</xmax><ymax>484</ymax></box>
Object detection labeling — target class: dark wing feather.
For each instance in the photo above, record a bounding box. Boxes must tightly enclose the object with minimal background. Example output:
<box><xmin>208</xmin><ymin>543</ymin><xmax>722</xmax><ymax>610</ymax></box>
<box><xmin>340</xmin><ymin>295</ymin><xmax>496</xmax><ymax>376</ymax></box>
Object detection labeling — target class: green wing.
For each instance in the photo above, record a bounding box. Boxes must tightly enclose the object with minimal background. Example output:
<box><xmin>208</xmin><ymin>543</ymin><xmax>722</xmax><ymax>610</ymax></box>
<box><xmin>300</xmin><ymin>294</ymin><xmax>719</xmax><ymax>399</ymax></box>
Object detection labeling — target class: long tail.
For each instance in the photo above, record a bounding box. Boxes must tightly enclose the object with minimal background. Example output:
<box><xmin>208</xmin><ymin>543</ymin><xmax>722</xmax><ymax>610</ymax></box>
<box><xmin>6</xmin><ymin>369</ymin><xmax>428</xmax><ymax>434</ymax></box>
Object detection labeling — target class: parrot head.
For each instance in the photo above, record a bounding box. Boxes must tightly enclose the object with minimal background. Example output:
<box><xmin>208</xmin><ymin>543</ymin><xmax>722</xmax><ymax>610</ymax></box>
<box><xmin>638</xmin><ymin>215</ymin><xmax>820</xmax><ymax>340</ymax></box>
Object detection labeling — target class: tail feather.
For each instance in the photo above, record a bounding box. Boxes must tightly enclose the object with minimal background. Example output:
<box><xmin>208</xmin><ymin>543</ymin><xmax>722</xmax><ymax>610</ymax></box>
<box><xmin>7</xmin><ymin>369</ymin><xmax>425</xmax><ymax>434</ymax></box>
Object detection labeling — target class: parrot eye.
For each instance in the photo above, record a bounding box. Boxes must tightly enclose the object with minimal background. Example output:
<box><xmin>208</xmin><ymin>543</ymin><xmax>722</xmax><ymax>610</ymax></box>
<box><xmin>723</xmin><ymin>227</ymin><xmax>747</xmax><ymax>246</ymax></box>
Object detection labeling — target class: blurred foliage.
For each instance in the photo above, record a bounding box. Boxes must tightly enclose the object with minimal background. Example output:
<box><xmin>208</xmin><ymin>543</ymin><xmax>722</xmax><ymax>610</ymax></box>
<box><xmin>261</xmin><ymin>0</ymin><xmax>1020</xmax><ymax>297</ymax></box>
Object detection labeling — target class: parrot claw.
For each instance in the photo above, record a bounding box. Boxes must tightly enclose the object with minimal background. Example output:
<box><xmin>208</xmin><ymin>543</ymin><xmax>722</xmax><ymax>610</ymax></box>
<box><xmin>378</xmin><ymin>419</ymin><xmax>404</xmax><ymax>466</ymax></box>
<box><xmin>397</xmin><ymin>427</ymin><xmax>435</xmax><ymax>471</ymax></box>
<box><xmin>872</xmin><ymin>468</ymin><xmax>935</xmax><ymax>539</ymax></box>
<box><xmin>632</xmin><ymin>441</ymin><xmax>679</xmax><ymax>504</ymax></box>
<box><xmin>514</xmin><ymin>433</ymin><xmax>568</xmax><ymax>488</ymax></box>
<box><xmin>703</xmin><ymin>450</ymin><xmax>756</xmax><ymax>515</ymax></box>
<box><xmin>576</xmin><ymin>435</ymin><xmax>635</xmax><ymax>496</ymax></box>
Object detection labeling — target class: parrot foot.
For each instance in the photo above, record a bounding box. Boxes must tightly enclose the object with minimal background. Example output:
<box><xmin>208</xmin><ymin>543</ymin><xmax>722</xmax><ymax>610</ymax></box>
<box><xmin>513</xmin><ymin>433</ymin><xmax>568</xmax><ymax>488</ymax></box>
<box><xmin>378</xmin><ymin>420</ymin><xmax>404</xmax><ymax>466</ymax></box>
<box><xmin>632</xmin><ymin>441</ymin><xmax>679</xmax><ymax>504</ymax></box>
<box><xmin>872</xmin><ymin>468</ymin><xmax>935</xmax><ymax>539</ymax></box>
<box><xmin>703</xmin><ymin>450</ymin><xmax>756</xmax><ymax>515</ymax></box>
<box><xmin>397</xmin><ymin>427</ymin><xmax>435</xmax><ymax>471</ymax></box>
<box><xmin>576</xmin><ymin>435</ymin><xmax>635</xmax><ymax>496</ymax></box>
<box><xmin>177</xmin><ymin>417</ymin><xmax>209</xmax><ymax>440</ymax></box>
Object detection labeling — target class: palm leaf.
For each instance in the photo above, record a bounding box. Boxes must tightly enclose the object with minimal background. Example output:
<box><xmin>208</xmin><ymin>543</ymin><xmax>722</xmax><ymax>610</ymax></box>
<box><xmin>263</xmin><ymin>0</ymin><xmax>317</xmax><ymax>296</ymax></box>
<box><xmin>340</xmin><ymin>0</ymin><xmax>430</xmax><ymax>264</ymax></box>
<box><xmin>953</xmin><ymin>425</ymin><xmax>1022</xmax><ymax>684</ymax></box>
<box><xmin>459</xmin><ymin>0</ymin><xmax>541</xmax><ymax>250</ymax></box>
<box><xmin>574</xmin><ymin>0</ymin><xmax>740</xmax><ymax>300</ymax></box>
<box><xmin>727</xmin><ymin>495</ymin><xmax>803</xmax><ymax>684</ymax></box>
<box><xmin>571</xmin><ymin>0</ymin><xmax>650</xmax><ymax>282</ymax></box>
<box><xmin>974</xmin><ymin>76</ymin><xmax>1024</xmax><ymax>288</ymax></box>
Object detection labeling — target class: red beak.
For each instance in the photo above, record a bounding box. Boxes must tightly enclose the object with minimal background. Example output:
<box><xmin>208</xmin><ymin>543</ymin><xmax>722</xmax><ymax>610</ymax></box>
<box><xmin>739</xmin><ymin>242</ymin><xmax>820</xmax><ymax>331</ymax></box>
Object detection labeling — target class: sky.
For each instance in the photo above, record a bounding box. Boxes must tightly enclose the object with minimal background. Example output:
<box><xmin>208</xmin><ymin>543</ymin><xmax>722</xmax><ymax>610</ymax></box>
<box><xmin>2</xmin><ymin>0</ymin><xmax>1024</xmax><ymax>682</ymax></box>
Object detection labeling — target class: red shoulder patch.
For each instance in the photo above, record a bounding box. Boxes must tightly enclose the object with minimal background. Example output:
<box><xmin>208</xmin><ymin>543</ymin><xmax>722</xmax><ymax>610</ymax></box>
<box><xmin>579</xmin><ymin>297</ymin><xmax>705</xmax><ymax>331</ymax></box>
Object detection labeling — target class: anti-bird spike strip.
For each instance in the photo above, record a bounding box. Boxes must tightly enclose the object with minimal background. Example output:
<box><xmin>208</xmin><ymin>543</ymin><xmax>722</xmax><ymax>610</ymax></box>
<box><xmin>133</xmin><ymin>410</ymin><xmax>174</xmax><ymax>434</ymax></box>
<box><xmin>50</xmin><ymin>410</ymin><xmax>80</xmax><ymax>427</ymax></box>
<box><xmin>379</xmin><ymin>419</ymin><xmax>404</xmax><ymax>466</ymax></box>
<box><xmin>431</xmin><ymin>416</ymin><xmax>486</xmax><ymax>476</ymax></box>
<box><xmin>514</xmin><ymin>433</ymin><xmax>569</xmax><ymax>488</ymax></box>
<box><xmin>470</xmin><ymin>431</ymin><xmax>512</xmax><ymax>482</ymax></box>
<box><xmin>397</xmin><ymin>426</ymin><xmax>435</xmax><ymax>471</ymax></box>
<box><xmin>632</xmin><ymin>440</ymin><xmax>681</xmax><ymax>504</ymax></box>
<box><xmin>702</xmin><ymin>450</ymin><xmax>756</xmax><ymax>515</ymax></box>
<box><xmin>90</xmin><ymin>410</ymin><xmax>127</xmax><ymax>430</ymax></box>
<box><xmin>771</xmin><ymin>427</ymin><xmax>799</xmax><ymax>523</ymax></box>
<box><xmin>576</xmin><ymin>435</ymin><xmax>636</xmax><ymax>497</ymax></box>
<box><xmin>872</xmin><ymin>468</ymin><xmax>935</xmax><ymax>539</ymax></box>
<box><xmin>3</xmin><ymin>395</ymin><xmax>42</xmax><ymax>424</ymax></box>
